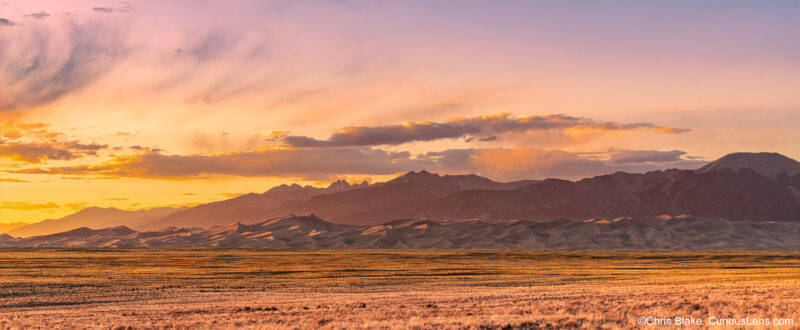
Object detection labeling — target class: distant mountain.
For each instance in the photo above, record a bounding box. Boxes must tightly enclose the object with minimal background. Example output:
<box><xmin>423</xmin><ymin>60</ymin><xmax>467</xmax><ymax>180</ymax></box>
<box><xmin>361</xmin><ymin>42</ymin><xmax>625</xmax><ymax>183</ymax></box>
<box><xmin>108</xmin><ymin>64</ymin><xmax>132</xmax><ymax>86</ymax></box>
<box><xmin>14</xmin><ymin>152</ymin><xmax>800</xmax><ymax>236</ymax></box>
<box><xmin>698</xmin><ymin>152</ymin><xmax>800</xmax><ymax>181</ymax></box>
<box><xmin>231</xmin><ymin>152</ymin><xmax>800</xmax><ymax>225</ymax></box>
<box><xmin>1</xmin><ymin>214</ymin><xmax>797</xmax><ymax>251</ymax></box>
<box><xmin>143</xmin><ymin>172</ymin><xmax>537</xmax><ymax>228</ymax></box>
<box><xmin>138</xmin><ymin>180</ymin><xmax>371</xmax><ymax>231</ymax></box>
<box><xmin>409</xmin><ymin>161</ymin><xmax>800</xmax><ymax>222</ymax></box>
<box><xmin>313</xmin><ymin>152</ymin><xmax>800</xmax><ymax>223</ymax></box>
<box><xmin>6</xmin><ymin>207</ymin><xmax>185</xmax><ymax>238</ymax></box>
<box><xmin>0</xmin><ymin>222</ymin><xmax>27</xmax><ymax>234</ymax></box>
<box><xmin>273</xmin><ymin>171</ymin><xmax>538</xmax><ymax>225</ymax></box>
<box><xmin>387</xmin><ymin>170</ymin><xmax>538</xmax><ymax>192</ymax></box>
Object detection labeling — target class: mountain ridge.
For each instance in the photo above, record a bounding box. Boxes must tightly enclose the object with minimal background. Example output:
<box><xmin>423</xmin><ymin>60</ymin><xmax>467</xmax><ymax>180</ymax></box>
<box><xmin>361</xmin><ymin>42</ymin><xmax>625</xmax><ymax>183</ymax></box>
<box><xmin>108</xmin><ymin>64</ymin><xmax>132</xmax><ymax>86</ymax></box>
<box><xmin>11</xmin><ymin>152</ymin><xmax>800</xmax><ymax>236</ymax></box>
<box><xmin>699</xmin><ymin>152</ymin><xmax>800</xmax><ymax>181</ymax></box>
<box><xmin>6</xmin><ymin>206</ymin><xmax>186</xmax><ymax>238</ymax></box>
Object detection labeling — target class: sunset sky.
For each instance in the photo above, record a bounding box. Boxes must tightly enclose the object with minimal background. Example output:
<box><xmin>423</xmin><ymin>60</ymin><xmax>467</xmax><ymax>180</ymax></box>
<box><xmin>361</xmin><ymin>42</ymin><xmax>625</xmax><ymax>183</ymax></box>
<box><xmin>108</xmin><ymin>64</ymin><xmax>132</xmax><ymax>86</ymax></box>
<box><xmin>2</xmin><ymin>0</ymin><xmax>799</xmax><ymax>223</ymax></box>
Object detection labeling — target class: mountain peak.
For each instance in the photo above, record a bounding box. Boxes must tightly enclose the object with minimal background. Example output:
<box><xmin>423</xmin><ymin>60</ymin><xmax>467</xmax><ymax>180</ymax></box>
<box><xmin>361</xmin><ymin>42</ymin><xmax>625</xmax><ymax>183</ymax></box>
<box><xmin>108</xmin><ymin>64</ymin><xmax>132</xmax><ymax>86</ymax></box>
<box><xmin>326</xmin><ymin>179</ymin><xmax>367</xmax><ymax>191</ymax></box>
<box><xmin>699</xmin><ymin>152</ymin><xmax>800</xmax><ymax>181</ymax></box>
<box><xmin>110</xmin><ymin>225</ymin><xmax>137</xmax><ymax>235</ymax></box>
<box><xmin>390</xmin><ymin>170</ymin><xmax>442</xmax><ymax>183</ymax></box>
<box><xmin>266</xmin><ymin>183</ymin><xmax>312</xmax><ymax>193</ymax></box>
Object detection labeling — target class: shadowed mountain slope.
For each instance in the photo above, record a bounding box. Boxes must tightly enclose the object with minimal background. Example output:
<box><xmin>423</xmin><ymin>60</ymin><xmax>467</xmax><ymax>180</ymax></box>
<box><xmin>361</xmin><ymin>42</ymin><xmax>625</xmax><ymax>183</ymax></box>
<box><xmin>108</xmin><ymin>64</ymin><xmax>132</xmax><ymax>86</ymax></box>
<box><xmin>321</xmin><ymin>152</ymin><xmax>800</xmax><ymax>224</ymax></box>
<box><xmin>6</xmin><ymin>207</ymin><xmax>185</xmax><ymax>238</ymax></box>
<box><xmin>144</xmin><ymin>172</ymin><xmax>537</xmax><ymax>228</ymax></box>
<box><xmin>699</xmin><ymin>152</ymin><xmax>800</xmax><ymax>181</ymax></box>
<box><xmin>137</xmin><ymin>180</ymin><xmax>369</xmax><ymax>231</ymax></box>
<box><xmin>412</xmin><ymin>164</ymin><xmax>800</xmax><ymax>222</ymax></box>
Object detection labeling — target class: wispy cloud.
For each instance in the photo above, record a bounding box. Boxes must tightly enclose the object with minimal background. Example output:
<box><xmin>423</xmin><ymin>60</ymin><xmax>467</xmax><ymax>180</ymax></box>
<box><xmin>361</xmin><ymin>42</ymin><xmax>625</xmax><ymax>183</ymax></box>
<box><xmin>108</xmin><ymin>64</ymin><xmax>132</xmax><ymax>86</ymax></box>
<box><xmin>27</xmin><ymin>11</ymin><xmax>50</xmax><ymax>19</ymax></box>
<box><xmin>0</xmin><ymin>18</ymin><xmax>127</xmax><ymax>112</ymax></box>
<box><xmin>0</xmin><ymin>201</ymin><xmax>59</xmax><ymax>210</ymax></box>
<box><xmin>0</xmin><ymin>178</ymin><xmax>30</xmax><ymax>183</ymax></box>
<box><xmin>607</xmin><ymin>149</ymin><xmax>687</xmax><ymax>164</ymax></box>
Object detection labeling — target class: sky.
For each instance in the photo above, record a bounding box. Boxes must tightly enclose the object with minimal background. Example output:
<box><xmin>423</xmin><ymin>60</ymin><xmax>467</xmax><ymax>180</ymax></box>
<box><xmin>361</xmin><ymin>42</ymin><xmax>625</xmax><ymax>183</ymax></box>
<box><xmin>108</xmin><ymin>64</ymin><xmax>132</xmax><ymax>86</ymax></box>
<box><xmin>1</xmin><ymin>0</ymin><xmax>799</xmax><ymax>223</ymax></box>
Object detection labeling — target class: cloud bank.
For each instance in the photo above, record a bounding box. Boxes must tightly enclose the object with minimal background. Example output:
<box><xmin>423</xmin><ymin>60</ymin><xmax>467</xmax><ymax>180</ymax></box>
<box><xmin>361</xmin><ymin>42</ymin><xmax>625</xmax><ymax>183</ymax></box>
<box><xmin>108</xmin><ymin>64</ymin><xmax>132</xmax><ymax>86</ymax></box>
<box><xmin>282</xmin><ymin>113</ymin><xmax>690</xmax><ymax>148</ymax></box>
<box><xmin>13</xmin><ymin>147</ymin><xmax>705</xmax><ymax>181</ymax></box>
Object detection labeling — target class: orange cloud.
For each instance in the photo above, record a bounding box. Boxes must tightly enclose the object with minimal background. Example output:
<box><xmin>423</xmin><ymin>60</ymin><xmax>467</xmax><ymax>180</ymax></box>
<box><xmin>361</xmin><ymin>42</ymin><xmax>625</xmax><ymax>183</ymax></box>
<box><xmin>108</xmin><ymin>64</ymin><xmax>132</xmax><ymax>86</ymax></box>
<box><xmin>0</xmin><ymin>201</ymin><xmax>60</xmax><ymax>210</ymax></box>
<box><xmin>0</xmin><ymin>122</ymin><xmax>60</xmax><ymax>140</ymax></box>
<box><xmin>65</xmin><ymin>202</ymin><xmax>88</xmax><ymax>211</ymax></box>
<box><xmin>11</xmin><ymin>148</ymin><xmax>422</xmax><ymax>180</ymax></box>
<box><xmin>0</xmin><ymin>177</ymin><xmax>29</xmax><ymax>182</ymax></box>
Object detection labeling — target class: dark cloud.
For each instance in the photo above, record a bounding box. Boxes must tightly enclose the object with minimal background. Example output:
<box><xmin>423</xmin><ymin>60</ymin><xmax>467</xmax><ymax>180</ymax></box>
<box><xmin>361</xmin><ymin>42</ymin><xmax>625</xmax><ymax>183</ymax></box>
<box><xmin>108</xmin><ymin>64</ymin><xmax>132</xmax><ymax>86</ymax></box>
<box><xmin>129</xmin><ymin>145</ymin><xmax>162</xmax><ymax>153</ymax></box>
<box><xmin>0</xmin><ymin>18</ymin><xmax>14</xmax><ymax>26</ymax></box>
<box><xmin>28</xmin><ymin>11</ymin><xmax>50</xmax><ymax>19</ymax></box>
<box><xmin>0</xmin><ymin>18</ymin><xmax>126</xmax><ymax>112</ymax></box>
<box><xmin>0</xmin><ymin>141</ymin><xmax>108</xmax><ymax>163</ymax></box>
<box><xmin>282</xmin><ymin>113</ymin><xmax>691</xmax><ymax>148</ymax></box>
<box><xmin>607</xmin><ymin>149</ymin><xmax>687</xmax><ymax>164</ymax></box>
<box><xmin>92</xmin><ymin>7</ymin><xmax>113</xmax><ymax>13</ymax></box>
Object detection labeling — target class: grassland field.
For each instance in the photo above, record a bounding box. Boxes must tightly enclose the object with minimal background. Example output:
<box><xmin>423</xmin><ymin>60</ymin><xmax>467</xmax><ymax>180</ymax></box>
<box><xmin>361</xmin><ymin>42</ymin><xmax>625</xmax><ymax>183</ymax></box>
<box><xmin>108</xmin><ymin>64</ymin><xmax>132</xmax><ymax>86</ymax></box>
<box><xmin>0</xmin><ymin>249</ymin><xmax>798</xmax><ymax>329</ymax></box>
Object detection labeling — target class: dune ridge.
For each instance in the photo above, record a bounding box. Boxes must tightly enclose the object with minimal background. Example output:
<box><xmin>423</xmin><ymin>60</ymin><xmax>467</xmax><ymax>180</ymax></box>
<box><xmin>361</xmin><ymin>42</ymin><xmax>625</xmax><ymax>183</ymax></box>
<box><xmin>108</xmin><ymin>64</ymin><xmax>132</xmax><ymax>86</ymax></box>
<box><xmin>1</xmin><ymin>214</ymin><xmax>798</xmax><ymax>251</ymax></box>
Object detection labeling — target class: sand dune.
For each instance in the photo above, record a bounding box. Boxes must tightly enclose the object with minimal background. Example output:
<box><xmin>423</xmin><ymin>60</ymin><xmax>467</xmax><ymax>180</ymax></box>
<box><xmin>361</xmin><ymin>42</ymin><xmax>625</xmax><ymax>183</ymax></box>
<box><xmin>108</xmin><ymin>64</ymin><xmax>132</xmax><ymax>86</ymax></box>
<box><xmin>2</xmin><ymin>214</ymin><xmax>798</xmax><ymax>251</ymax></box>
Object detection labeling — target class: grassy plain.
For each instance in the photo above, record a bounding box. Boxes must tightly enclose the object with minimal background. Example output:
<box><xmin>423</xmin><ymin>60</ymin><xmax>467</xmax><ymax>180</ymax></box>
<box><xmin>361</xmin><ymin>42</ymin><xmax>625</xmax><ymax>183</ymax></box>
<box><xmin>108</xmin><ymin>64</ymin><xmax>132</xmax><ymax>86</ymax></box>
<box><xmin>0</xmin><ymin>249</ymin><xmax>798</xmax><ymax>328</ymax></box>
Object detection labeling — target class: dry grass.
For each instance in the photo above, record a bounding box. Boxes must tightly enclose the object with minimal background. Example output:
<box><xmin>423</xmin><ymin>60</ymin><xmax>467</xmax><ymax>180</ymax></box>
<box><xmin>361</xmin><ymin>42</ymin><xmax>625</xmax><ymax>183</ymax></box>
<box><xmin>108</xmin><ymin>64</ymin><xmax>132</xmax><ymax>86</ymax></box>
<box><xmin>0</xmin><ymin>249</ymin><xmax>798</xmax><ymax>329</ymax></box>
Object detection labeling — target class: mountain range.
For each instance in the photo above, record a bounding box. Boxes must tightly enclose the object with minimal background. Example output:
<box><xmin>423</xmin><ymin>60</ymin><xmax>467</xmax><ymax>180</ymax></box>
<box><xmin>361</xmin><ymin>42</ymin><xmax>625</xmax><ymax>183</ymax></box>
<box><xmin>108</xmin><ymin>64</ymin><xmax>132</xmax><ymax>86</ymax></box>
<box><xmin>3</xmin><ymin>152</ymin><xmax>800</xmax><ymax>250</ymax></box>
<box><xmin>5</xmin><ymin>207</ymin><xmax>185</xmax><ymax>238</ymax></box>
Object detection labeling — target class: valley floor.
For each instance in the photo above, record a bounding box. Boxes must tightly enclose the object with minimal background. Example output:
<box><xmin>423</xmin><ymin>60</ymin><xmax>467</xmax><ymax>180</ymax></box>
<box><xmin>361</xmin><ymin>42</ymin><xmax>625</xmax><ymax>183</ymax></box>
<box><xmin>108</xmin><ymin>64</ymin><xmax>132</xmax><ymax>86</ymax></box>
<box><xmin>0</xmin><ymin>249</ymin><xmax>798</xmax><ymax>329</ymax></box>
